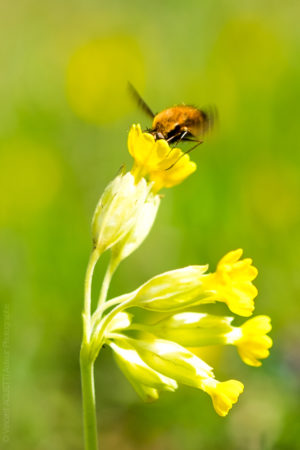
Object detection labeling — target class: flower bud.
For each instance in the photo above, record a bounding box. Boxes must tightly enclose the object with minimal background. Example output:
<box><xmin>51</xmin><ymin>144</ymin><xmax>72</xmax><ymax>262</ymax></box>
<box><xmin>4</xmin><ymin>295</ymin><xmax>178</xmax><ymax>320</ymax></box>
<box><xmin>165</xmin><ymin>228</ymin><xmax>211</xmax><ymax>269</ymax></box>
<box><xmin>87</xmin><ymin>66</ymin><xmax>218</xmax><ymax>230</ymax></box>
<box><xmin>150</xmin><ymin>312</ymin><xmax>233</xmax><ymax>347</ymax></box>
<box><xmin>112</xmin><ymin>191</ymin><xmax>160</xmax><ymax>263</ymax></box>
<box><xmin>127</xmin><ymin>265</ymin><xmax>209</xmax><ymax>311</ymax></box>
<box><xmin>123</xmin><ymin>336</ymin><xmax>214</xmax><ymax>387</ymax></box>
<box><xmin>109</xmin><ymin>339</ymin><xmax>178</xmax><ymax>402</ymax></box>
<box><xmin>92</xmin><ymin>172</ymin><xmax>151</xmax><ymax>254</ymax></box>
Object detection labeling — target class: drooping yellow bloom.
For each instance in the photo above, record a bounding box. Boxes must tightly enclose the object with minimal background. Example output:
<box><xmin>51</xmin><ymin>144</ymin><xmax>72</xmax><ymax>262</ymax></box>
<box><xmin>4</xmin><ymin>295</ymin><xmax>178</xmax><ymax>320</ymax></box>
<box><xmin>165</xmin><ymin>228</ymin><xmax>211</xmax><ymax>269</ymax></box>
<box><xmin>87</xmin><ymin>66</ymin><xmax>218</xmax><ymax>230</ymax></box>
<box><xmin>201</xmin><ymin>378</ymin><xmax>244</xmax><ymax>417</ymax></box>
<box><xmin>227</xmin><ymin>315</ymin><xmax>273</xmax><ymax>366</ymax></box>
<box><xmin>128</xmin><ymin>124</ymin><xmax>197</xmax><ymax>192</ymax></box>
<box><xmin>203</xmin><ymin>249</ymin><xmax>258</xmax><ymax>316</ymax></box>
<box><xmin>107</xmin><ymin>335</ymin><xmax>243</xmax><ymax>416</ymax></box>
<box><xmin>143</xmin><ymin>311</ymin><xmax>272</xmax><ymax>367</ymax></box>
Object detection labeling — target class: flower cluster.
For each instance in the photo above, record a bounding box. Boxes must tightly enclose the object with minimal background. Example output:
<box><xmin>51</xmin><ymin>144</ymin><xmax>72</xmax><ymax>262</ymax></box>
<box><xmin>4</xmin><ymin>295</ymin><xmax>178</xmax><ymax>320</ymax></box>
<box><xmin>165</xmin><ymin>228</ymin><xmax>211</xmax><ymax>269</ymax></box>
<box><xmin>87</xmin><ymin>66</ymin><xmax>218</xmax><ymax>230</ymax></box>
<box><xmin>83</xmin><ymin>124</ymin><xmax>272</xmax><ymax>418</ymax></box>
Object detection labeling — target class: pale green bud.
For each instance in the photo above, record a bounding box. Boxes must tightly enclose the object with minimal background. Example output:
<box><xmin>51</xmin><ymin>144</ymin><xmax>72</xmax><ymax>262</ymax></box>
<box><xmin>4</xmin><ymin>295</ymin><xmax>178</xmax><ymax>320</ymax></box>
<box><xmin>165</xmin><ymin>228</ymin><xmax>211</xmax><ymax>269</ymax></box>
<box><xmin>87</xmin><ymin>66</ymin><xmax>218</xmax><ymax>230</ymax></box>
<box><xmin>92</xmin><ymin>172</ymin><xmax>151</xmax><ymax>253</ymax></box>
<box><xmin>109</xmin><ymin>339</ymin><xmax>178</xmax><ymax>402</ymax></box>
<box><xmin>122</xmin><ymin>336</ymin><xmax>214</xmax><ymax>388</ymax></box>
<box><xmin>112</xmin><ymin>191</ymin><xmax>160</xmax><ymax>263</ymax></box>
<box><xmin>150</xmin><ymin>312</ymin><xmax>233</xmax><ymax>347</ymax></box>
<box><xmin>126</xmin><ymin>265</ymin><xmax>210</xmax><ymax>311</ymax></box>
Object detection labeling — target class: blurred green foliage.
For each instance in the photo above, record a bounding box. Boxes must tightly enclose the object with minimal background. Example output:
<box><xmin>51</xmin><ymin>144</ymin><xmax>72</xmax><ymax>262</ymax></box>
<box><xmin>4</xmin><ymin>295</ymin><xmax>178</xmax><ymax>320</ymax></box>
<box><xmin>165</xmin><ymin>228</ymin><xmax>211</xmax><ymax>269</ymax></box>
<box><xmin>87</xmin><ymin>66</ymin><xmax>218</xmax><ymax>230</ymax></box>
<box><xmin>0</xmin><ymin>0</ymin><xmax>299</xmax><ymax>449</ymax></box>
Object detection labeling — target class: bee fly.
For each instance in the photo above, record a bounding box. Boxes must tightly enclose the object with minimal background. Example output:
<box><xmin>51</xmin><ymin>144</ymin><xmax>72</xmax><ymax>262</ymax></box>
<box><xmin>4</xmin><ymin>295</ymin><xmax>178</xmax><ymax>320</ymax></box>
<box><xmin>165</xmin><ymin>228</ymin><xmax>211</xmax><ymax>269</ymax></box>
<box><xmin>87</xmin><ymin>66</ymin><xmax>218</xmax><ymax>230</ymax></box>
<box><xmin>128</xmin><ymin>83</ymin><xmax>216</xmax><ymax>164</ymax></box>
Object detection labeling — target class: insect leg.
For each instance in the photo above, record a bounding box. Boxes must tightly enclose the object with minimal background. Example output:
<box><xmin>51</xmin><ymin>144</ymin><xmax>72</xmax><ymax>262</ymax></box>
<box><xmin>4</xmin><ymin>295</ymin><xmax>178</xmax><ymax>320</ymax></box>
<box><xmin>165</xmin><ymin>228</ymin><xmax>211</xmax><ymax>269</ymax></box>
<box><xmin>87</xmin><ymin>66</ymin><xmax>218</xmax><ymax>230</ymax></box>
<box><xmin>165</xmin><ymin>139</ymin><xmax>203</xmax><ymax>170</ymax></box>
<box><xmin>166</xmin><ymin>131</ymin><xmax>189</xmax><ymax>157</ymax></box>
<box><xmin>183</xmin><ymin>139</ymin><xmax>204</xmax><ymax>155</ymax></box>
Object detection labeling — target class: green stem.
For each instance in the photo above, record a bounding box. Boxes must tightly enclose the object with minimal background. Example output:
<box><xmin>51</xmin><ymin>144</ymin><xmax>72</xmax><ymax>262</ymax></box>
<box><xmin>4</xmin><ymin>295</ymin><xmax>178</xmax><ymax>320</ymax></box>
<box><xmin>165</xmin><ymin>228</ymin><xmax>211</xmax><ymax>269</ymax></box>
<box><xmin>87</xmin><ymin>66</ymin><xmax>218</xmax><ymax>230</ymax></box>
<box><xmin>96</xmin><ymin>254</ymin><xmax>119</xmax><ymax>312</ymax></box>
<box><xmin>91</xmin><ymin>297</ymin><xmax>135</xmax><ymax>361</ymax></box>
<box><xmin>91</xmin><ymin>291</ymin><xmax>135</xmax><ymax>333</ymax></box>
<box><xmin>83</xmin><ymin>249</ymin><xmax>100</xmax><ymax>342</ymax></box>
<box><xmin>80</xmin><ymin>348</ymin><xmax>98</xmax><ymax>450</ymax></box>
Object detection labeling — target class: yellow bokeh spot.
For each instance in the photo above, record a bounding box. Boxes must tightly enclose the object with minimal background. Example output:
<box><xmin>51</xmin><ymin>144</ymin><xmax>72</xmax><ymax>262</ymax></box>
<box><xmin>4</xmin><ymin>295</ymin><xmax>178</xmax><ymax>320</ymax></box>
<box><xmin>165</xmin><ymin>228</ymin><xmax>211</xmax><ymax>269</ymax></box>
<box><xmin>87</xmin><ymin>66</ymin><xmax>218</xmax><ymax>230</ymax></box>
<box><xmin>0</xmin><ymin>140</ymin><xmax>61</xmax><ymax>225</ymax></box>
<box><xmin>66</xmin><ymin>35</ymin><xmax>145</xmax><ymax>123</ymax></box>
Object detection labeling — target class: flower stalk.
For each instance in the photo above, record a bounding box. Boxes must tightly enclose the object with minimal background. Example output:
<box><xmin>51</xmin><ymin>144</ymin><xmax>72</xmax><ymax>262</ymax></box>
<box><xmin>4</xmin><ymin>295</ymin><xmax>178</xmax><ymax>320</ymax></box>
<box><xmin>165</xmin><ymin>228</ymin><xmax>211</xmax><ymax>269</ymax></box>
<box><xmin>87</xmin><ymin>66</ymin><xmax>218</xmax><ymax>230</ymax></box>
<box><xmin>80</xmin><ymin>348</ymin><xmax>98</xmax><ymax>450</ymax></box>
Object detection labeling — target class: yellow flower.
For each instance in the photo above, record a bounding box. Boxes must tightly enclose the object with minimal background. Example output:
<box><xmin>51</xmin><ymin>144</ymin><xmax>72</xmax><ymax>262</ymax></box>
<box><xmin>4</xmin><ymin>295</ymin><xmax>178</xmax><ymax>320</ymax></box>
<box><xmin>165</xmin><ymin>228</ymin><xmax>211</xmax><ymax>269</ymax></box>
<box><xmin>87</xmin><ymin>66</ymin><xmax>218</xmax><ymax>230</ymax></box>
<box><xmin>227</xmin><ymin>315</ymin><xmax>273</xmax><ymax>366</ymax></box>
<box><xmin>203</xmin><ymin>249</ymin><xmax>258</xmax><ymax>316</ymax></box>
<box><xmin>147</xmin><ymin>311</ymin><xmax>272</xmax><ymax>368</ymax></box>
<box><xmin>201</xmin><ymin>378</ymin><xmax>244</xmax><ymax>417</ymax></box>
<box><xmin>110</xmin><ymin>249</ymin><xmax>257</xmax><ymax>315</ymax></box>
<box><xmin>128</xmin><ymin>124</ymin><xmax>196</xmax><ymax>192</ymax></box>
<box><xmin>108</xmin><ymin>335</ymin><xmax>243</xmax><ymax>416</ymax></box>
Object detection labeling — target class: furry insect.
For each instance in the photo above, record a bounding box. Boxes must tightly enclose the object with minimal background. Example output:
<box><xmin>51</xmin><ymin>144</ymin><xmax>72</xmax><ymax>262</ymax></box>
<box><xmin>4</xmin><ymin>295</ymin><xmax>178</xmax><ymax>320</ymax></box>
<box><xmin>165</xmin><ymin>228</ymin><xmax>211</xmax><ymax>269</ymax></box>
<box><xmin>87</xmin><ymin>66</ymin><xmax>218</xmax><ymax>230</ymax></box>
<box><xmin>128</xmin><ymin>83</ymin><xmax>216</xmax><ymax>154</ymax></box>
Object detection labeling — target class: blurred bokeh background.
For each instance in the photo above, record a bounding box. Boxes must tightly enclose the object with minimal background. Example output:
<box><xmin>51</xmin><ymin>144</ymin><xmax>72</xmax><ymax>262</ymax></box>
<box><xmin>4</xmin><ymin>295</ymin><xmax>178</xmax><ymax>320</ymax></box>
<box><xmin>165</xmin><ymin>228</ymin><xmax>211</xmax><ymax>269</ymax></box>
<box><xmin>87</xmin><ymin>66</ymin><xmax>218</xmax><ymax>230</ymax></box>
<box><xmin>0</xmin><ymin>0</ymin><xmax>299</xmax><ymax>449</ymax></box>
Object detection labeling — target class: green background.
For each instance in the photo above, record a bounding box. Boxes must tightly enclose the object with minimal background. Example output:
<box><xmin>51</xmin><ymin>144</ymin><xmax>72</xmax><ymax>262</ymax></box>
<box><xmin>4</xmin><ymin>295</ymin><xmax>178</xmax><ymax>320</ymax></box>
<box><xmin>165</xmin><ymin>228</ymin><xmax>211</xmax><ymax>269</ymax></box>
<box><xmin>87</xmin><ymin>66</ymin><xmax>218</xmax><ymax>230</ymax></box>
<box><xmin>1</xmin><ymin>0</ymin><xmax>299</xmax><ymax>449</ymax></box>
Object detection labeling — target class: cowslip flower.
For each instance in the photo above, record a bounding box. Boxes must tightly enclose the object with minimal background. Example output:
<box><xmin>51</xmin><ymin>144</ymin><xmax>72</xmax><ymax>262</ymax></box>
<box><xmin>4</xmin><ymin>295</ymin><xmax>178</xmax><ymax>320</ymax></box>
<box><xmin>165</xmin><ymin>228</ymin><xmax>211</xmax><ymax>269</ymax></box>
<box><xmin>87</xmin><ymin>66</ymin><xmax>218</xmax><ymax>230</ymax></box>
<box><xmin>100</xmin><ymin>249</ymin><xmax>258</xmax><ymax>315</ymax></box>
<box><xmin>202</xmin><ymin>249</ymin><xmax>258</xmax><ymax>316</ymax></box>
<box><xmin>128</xmin><ymin>124</ymin><xmax>197</xmax><ymax>192</ymax></box>
<box><xmin>138</xmin><ymin>312</ymin><xmax>272</xmax><ymax>367</ymax></box>
<box><xmin>226</xmin><ymin>315</ymin><xmax>273</xmax><ymax>366</ymax></box>
<box><xmin>106</xmin><ymin>334</ymin><xmax>243</xmax><ymax>416</ymax></box>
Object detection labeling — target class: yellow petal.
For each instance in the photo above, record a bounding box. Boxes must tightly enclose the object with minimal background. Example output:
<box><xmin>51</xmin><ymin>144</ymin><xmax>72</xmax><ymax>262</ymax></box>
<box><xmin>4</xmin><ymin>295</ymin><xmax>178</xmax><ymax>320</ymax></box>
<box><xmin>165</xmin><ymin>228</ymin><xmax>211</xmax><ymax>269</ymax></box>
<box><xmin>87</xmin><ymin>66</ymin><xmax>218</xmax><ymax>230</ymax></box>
<box><xmin>204</xmin><ymin>249</ymin><xmax>259</xmax><ymax>317</ymax></box>
<box><xmin>128</xmin><ymin>124</ymin><xmax>197</xmax><ymax>191</ymax></box>
<box><xmin>202</xmin><ymin>379</ymin><xmax>244</xmax><ymax>417</ymax></box>
<box><xmin>237</xmin><ymin>316</ymin><xmax>273</xmax><ymax>366</ymax></box>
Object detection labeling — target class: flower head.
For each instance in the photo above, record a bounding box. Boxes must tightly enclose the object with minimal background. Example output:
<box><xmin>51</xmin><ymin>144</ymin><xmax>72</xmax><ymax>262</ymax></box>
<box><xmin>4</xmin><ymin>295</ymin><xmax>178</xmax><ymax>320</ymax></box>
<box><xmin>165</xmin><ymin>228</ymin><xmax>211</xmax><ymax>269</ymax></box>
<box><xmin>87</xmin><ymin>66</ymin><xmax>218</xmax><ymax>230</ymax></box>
<box><xmin>92</xmin><ymin>248</ymin><xmax>270</xmax><ymax>417</ymax></box>
<box><xmin>81</xmin><ymin>122</ymin><xmax>272</xmax><ymax>426</ymax></box>
<box><xmin>128</xmin><ymin>124</ymin><xmax>196</xmax><ymax>192</ymax></box>
<box><xmin>203</xmin><ymin>249</ymin><xmax>258</xmax><ymax>316</ymax></box>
